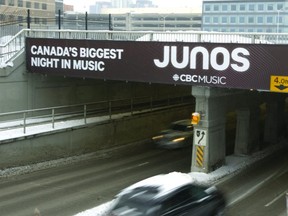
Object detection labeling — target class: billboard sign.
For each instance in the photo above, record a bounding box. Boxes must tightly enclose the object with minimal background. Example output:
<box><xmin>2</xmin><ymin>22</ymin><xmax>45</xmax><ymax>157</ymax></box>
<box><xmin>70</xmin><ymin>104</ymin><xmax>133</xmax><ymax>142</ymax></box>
<box><xmin>26</xmin><ymin>37</ymin><xmax>288</xmax><ymax>92</ymax></box>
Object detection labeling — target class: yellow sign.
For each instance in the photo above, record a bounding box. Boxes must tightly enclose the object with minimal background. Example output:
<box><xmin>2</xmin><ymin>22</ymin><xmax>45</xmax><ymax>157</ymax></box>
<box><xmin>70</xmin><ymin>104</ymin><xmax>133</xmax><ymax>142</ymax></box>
<box><xmin>270</xmin><ymin>76</ymin><xmax>288</xmax><ymax>93</ymax></box>
<box><xmin>196</xmin><ymin>146</ymin><xmax>205</xmax><ymax>167</ymax></box>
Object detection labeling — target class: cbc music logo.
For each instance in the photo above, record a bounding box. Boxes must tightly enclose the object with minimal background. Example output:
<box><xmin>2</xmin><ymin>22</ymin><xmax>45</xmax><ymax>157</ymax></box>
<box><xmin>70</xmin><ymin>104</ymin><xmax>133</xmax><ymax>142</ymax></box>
<box><xmin>172</xmin><ymin>74</ymin><xmax>227</xmax><ymax>85</ymax></box>
<box><xmin>173</xmin><ymin>74</ymin><xmax>180</xmax><ymax>81</ymax></box>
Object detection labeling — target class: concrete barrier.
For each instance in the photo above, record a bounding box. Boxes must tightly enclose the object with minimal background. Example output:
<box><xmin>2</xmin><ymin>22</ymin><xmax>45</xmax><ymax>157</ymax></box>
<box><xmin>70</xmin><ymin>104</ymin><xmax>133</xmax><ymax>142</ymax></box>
<box><xmin>0</xmin><ymin>105</ymin><xmax>193</xmax><ymax>168</ymax></box>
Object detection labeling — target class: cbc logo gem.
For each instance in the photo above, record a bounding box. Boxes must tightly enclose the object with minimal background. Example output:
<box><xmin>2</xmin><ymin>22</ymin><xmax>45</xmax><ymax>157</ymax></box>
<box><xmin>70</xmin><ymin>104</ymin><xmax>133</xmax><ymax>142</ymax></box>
<box><xmin>173</xmin><ymin>74</ymin><xmax>180</xmax><ymax>81</ymax></box>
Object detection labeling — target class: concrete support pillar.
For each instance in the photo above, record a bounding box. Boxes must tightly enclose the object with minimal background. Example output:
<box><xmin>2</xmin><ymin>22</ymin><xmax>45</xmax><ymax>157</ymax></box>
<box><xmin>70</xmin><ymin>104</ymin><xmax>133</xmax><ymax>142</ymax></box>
<box><xmin>249</xmin><ymin>105</ymin><xmax>260</xmax><ymax>152</ymax></box>
<box><xmin>191</xmin><ymin>87</ymin><xmax>226</xmax><ymax>173</ymax></box>
<box><xmin>234</xmin><ymin>108</ymin><xmax>251</xmax><ymax>155</ymax></box>
<box><xmin>264</xmin><ymin>94</ymin><xmax>286</xmax><ymax>144</ymax></box>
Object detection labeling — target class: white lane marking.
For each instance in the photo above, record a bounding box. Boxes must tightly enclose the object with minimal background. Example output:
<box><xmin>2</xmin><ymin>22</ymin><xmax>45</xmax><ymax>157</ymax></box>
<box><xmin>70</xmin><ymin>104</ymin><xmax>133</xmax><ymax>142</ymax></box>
<box><xmin>265</xmin><ymin>191</ymin><xmax>287</xmax><ymax>207</ymax></box>
<box><xmin>227</xmin><ymin>170</ymin><xmax>278</xmax><ymax>206</ymax></box>
<box><xmin>115</xmin><ymin>162</ymin><xmax>149</xmax><ymax>173</ymax></box>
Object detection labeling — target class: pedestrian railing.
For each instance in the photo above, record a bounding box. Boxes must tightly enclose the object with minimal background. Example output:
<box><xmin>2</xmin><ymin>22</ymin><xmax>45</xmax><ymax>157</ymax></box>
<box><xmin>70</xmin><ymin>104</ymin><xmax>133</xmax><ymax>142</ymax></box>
<box><xmin>2</xmin><ymin>29</ymin><xmax>288</xmax><ymax>66</ymax></box>
<box><xmin>0</xmin><ymin>95</ymin><xmax>194</xmax><ymax>134</ymax></box>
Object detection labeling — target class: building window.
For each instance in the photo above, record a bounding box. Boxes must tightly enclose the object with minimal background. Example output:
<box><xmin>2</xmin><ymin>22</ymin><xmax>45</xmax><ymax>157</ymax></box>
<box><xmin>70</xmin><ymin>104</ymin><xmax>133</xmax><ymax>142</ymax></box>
<box><xmin>18</xmin><ymin>0</ymin><xmax>23</xmax><ymax>7</ymax></box>
<box><xmin>257</xmin><ymin>16</ymin><xmax>263</xmax><ymax>24</ymax></box>
<box><xmin>277</xmin><ymin>4</ymin><xmax>284</xmax><ymax>10</ymax></box>
<box><xmin>26</xmin><ymin>1</ymin><xmax>31</xmax><ymax>8</ymax></box>
<box><xmin>213</xmin><ymin>17</ymin><xmax>218</xmax><ymax>23</ymax></box>
<box><xmin>204</xmin><ymin>16</ymin><xmax>210</xmax><ymax>24</ymax></box>
<box><xmin>267</xmin><ymin>17</ymin><xmax>273</xmax><ymax>23</ymax></box>
<box><xmin>240</xmin><ymin>4</ymin><xmax>245</xmax><ymax>11</ymax></box>
<box><xmin>239</xmin><ymin>16</ymin><xmax>245</xmax><ymax>23</ymax></box>
<box><xmin>42</xmin><ymin>3</ymin><xmax>47</xmax><ymax>10</ymax></box>
<box><xmin>0</xmin><ymin>0</ymin><xmax>5</xmax><ymax>5</ymax></box>
<box><xmin>230</xmin><ymin>17</ymin><xmax>236</xmax><ymax>24</ymax></box>
<box><xmin>267</xmin><ymin>4</ymin><xmax>274</xmax><ymax>11</ymax></box>
<box><xmin>258</xmin><ymin>4</ymin><xmax>264</xmax><ymax>11</ymax></box>
<box><xmin>222</xmin><ymin>17</ymin><xmax>227</xmax><ymax>23</ymax></box>
<box><xmin>34</xmin><ymin>17</ymin><xmax>40</xmax><ymax>24</ymax></box>
<box><xmin>248</xmin><ymin>17</ymin><xmax>254</xmax><ymax>23</ymax></box>
<box><xmin>34</xmin><ymin>2</ymin><xmax>39</xmax><ymax>9</ymax></box>
<box><xmin>8</xmin><ymin>0</ymin><xmax>14</xmax><ymax>6</ymax></box>
<box><xmin>204</xmin><ymin>5</ymin><xmax>211</xmax><ymax>12</ymax></box>
<box><xmin>249</xmin><ymin>4</ymin><xmax>255</xmax><ymax>11</ymax></box>
<box><xmin>231</xmin><ymin>5</ymin><xmax>237</xmax><ymax>11</ymax></box>
<box><xmin>42</xmin><ymin>18</ymin><xmax>47</xmax><ymax>25</ymax></box>
<box><xmin>214</xmin><ymin>5</ymin><xmax>219</xmax><ymax>11</ymax></box>
<box><xmin>222</xmin><ymin>5</ymin><xmax>228</xmax><ymax>11</ymax></box>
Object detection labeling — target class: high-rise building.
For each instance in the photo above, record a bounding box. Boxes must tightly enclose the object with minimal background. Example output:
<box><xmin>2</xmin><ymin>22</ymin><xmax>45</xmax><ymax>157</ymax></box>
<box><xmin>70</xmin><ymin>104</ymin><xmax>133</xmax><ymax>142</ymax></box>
<box><xmin>111</xmin><ymin>0</ymin><xmax>133</xmax><ymax>8</ymax></box>
<box><xmin>202</xmin><ymin>0</ymin><xmax>288</xmax><ymax>33</ymax></box>
<box><xmin>0</xmin><ymin>0</ymin><xmax>56</xmax><ymax>27</ymax></box>
<box><xmin>90</xmin><ymin>1</ymin><xmax>111</xmax><ymax>14</ymax></box>
<box><xmin>135</xmin><ymin>0</ymin><xmax>156</xmax><ymax>8</ymax></box>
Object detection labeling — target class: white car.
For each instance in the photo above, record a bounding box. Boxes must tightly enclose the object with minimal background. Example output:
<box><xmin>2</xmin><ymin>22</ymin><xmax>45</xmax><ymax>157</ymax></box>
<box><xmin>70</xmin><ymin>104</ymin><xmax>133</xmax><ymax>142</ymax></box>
<box><xmin>108</xmin><ymin>172</ymin><xmax>226</xmax><ymax>216</ymax></box>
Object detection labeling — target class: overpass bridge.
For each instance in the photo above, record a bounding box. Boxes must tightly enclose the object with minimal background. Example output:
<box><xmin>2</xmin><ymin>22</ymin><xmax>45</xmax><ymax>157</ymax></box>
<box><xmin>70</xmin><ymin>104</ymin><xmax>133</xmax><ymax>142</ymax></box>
<box><xmin>1</xmin><ymin>29</ymin><xmax>288</xmax><ymax>173</ymax></box>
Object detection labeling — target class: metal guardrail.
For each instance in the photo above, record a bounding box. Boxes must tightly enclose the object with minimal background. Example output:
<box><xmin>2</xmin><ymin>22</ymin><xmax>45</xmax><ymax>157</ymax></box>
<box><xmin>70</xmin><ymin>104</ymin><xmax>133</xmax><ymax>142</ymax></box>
<box><xmin>1</xmin><ymin>29</ymin><xmax>288</xmax><ymax>66</ymax></box>
<box><xmin>0</xmin><ymin>95</ymin><xmax>194</xmax><ymax>134</ymax></box>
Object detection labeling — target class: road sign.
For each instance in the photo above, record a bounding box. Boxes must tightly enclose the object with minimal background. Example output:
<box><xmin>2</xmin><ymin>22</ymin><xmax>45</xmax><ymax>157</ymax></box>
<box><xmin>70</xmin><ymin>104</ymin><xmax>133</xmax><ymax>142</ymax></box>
<box><xmin>194</xmin><ymin>129</ymin><xmax>207</xmax><ymax>146</ymax></box>
<box><xmin>270</xmin><ymin>76</ymin><xmax>288</xmax><ymax>93</ymax></box>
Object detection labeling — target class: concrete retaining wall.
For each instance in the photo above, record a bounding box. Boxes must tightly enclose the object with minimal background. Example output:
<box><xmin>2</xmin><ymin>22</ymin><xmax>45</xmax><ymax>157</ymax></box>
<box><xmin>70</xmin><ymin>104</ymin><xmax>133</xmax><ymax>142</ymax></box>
<box><xmin>0</xmin><ymin>105</ymin><xmax>193</xmax><ymax>169</ymax></box>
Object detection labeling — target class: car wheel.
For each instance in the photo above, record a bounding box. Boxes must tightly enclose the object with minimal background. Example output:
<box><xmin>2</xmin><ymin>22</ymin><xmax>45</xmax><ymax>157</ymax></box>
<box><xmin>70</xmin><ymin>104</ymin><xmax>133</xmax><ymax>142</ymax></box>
<box><xmin>214</xmin><ymin>206</ymin><xmax>225</xmax><ymax>216</ymax></box>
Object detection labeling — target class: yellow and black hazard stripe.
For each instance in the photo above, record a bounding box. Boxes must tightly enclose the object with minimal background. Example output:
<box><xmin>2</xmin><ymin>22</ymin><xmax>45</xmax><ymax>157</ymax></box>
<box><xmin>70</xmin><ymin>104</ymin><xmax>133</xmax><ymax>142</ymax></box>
<box><xmin>196</xmin><ymin>146</ymin><xmax>205</xmax><ymax>167</ymax></box>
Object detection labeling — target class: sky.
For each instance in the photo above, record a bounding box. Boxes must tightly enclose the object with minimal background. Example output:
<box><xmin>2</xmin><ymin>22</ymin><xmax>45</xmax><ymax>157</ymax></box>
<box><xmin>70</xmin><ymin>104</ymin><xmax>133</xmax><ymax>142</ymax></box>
<box><xmin>64</xmin><ymin>0</ymin><xmax>203</xmax><ymax>12</ymax></box>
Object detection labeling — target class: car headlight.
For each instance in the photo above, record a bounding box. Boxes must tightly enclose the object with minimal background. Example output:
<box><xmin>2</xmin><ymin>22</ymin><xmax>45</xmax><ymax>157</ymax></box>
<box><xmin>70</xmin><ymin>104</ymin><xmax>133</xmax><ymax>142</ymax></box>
<box><xmin>152</xmin><ymin>135</ymin><xmax>164</xmax><ymax>140</ymax></box>
<box><xmin>172</xmin><ymin>137</ymin><xmax>185</xmax><ymax>142</ymax></box>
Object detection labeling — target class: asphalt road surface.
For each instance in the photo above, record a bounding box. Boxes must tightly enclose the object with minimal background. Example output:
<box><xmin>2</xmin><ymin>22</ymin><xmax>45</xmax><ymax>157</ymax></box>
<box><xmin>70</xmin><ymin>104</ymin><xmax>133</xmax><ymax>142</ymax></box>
<box><xmin>1</xmin><ymin>141</ymin><xmax>288</xmax><ymax>216</ymax></box>
<box><xmin>217</xmin><ymin>145</ymin><xmax>288</xmax><ymax>216</ymax></box>
<box><xmin>0</xmin><ymin>143</ymin><xmax>192</xmax><ymax>216</ymax></box>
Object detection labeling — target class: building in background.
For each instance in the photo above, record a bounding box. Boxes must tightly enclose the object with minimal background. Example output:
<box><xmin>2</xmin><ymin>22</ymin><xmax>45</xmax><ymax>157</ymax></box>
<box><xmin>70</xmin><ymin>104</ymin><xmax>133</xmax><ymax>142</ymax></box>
<box><xmin>112</xmin><ymin>12</ymin><xmax>202</xmax><ymax>31</ymax></box>
<box><xmin>111</xmin><ymin>0</ymin><xmax>133</xmax><ymax>8</ymax></box>
<box><xmin>64</xmin><ymin>4</ymin><xmax>74</xmax><ymax>12</ymax></box>
<box><xmin>101</xmin><ymin>7</ymin><xmax>202</xmax><ymax>31</ymax></box>
<box><xmin>0</xmin><ymin>0</ymin><xmax>56</xmax><ymax>24</ymax></box>
<box><xmin>202</xmin><ymin>0</ymin><xmax>288</xmax><ymax>33</ymax></box>
<box><xmin>89</xmin><ymin>1</ymin><xmax>112</xmax><ymax>14</ymax></box>
<box><xmin>0</xmin><ymin>0</ymin><xmax>56</xmax><ymax>36</ymax></box>
<box><xmin>134</xmin><ymin>0</ymin><xmax>156</xmax><ymax>8</ymax></box>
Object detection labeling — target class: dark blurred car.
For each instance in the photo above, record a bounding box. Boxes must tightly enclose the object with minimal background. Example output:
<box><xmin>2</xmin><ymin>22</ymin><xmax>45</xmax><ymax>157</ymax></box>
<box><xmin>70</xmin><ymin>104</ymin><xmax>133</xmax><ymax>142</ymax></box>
<box><xmin>152</xmin><ymin>119</ymin><xmax>193</xmax><ymax>149</ymax></box>
<box><xmin>107</xmin><ymin>172</ymin><xmax>226</xmax><ymax>216</ymax></box>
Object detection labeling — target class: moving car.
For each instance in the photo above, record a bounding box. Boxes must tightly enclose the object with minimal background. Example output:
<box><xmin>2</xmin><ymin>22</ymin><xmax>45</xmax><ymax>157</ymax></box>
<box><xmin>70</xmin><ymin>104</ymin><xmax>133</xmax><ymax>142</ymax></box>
<box><xmin>152</xmin><ymin>119</ymin><xmax>193</xmax><ymax>149</ymax></box>
<box><xmin>107</xmin><ymin>172</ymin><xmax>226</xmax><ymax>216</ymax></box>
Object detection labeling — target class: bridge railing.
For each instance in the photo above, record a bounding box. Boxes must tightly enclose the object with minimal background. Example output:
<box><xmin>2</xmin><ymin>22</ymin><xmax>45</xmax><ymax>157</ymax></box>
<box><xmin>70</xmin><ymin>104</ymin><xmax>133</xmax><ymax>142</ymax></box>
<box><xmin>1</xmin><ymin>29</ymin><xmax>288</xmax><ymax>67</ymax></box>
<box><xmin>0</xmin><ymin>95</ymin><xmax>194</xmax><ymax>134</ymax></box>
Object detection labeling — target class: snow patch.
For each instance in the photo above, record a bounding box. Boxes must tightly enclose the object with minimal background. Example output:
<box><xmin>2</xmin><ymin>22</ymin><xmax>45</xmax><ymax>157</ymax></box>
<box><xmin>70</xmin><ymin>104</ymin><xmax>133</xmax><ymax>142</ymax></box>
<box><xmin>0</xmin><ymin>61</ymin><xmax>14</xmax><ymax>69</ymax></box>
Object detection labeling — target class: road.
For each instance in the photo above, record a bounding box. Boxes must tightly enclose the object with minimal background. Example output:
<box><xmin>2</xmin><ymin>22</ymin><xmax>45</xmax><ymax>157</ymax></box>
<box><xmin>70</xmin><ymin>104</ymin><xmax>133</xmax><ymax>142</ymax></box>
<box><xmin>1</xmin><ymin>141</ymin><xmax>288</xmax><ymax>216</ymax></box>
<box><xmin>0</xmin><ymin>143</ymin><xmax>192</xmax><ymax>216</ymax></box>
<box><xmin>217</xmin><ymin>145</ymin><xmax>288</xmax><ymax>216</ymax></box>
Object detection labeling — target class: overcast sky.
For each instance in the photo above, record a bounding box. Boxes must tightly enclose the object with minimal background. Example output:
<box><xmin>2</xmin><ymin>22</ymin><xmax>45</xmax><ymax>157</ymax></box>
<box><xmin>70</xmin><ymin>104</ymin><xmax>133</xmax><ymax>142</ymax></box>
<box><xmin>64</xmin><ymin>0</ymin><xmax>203</xmax><ymax>12</ymax></box>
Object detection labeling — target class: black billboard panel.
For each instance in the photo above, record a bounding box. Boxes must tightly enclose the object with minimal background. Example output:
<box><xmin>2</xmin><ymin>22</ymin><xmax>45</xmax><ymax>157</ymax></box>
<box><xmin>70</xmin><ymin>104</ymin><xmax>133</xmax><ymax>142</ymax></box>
<box><xmin>26</xmin><ymin>37</ymin><xmax>288</xmax><ymax>92</ymax></box>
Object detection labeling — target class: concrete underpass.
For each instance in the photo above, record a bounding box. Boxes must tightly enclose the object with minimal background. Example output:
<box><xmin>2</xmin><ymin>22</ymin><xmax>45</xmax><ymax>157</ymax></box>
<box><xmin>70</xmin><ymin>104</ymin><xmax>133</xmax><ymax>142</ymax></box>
<box><xmin>1</xmin><ymin>29</ymin><xmax>288</xmax><ymax>173</ymax></box>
